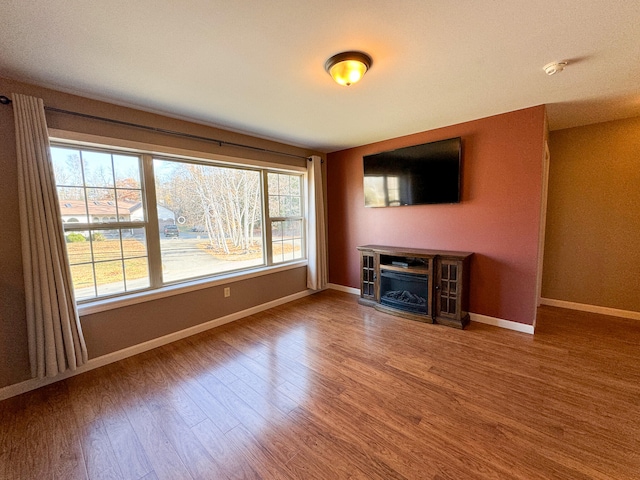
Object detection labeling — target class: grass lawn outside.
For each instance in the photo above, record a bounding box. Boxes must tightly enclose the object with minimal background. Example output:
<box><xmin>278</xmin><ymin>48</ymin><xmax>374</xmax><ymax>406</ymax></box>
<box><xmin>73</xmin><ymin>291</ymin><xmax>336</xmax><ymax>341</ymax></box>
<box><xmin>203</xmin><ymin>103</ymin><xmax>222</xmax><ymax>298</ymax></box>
<box><xmin>65</xmin><ymin>236</ymin><xmax>302</xmax><ymax>292</ymax></box>
<box><xmin>197</xmin><ymin>240</ymin><xmax>301</xmax><ymax>261</ymax></box>
<box><xmin>66</xmin><ymin>239</ymin><xmax>148</xmax><ymax>289</ymax></box>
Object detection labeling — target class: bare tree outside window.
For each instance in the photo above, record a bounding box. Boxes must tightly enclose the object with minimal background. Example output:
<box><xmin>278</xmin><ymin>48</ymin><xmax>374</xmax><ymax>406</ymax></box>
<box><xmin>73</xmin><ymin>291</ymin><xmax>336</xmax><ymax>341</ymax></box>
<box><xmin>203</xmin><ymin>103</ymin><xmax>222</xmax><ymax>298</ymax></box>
<box><xmin>153</xmin><ymin>159</ymin><xmax>265</xmax><ymax>283</ymax></box>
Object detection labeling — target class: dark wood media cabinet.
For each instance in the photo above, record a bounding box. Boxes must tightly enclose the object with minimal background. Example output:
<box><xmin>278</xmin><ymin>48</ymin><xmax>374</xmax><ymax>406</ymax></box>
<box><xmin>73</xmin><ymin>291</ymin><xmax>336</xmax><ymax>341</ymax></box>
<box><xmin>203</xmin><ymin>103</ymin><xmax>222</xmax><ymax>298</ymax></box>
<box><xmin>357</xmin><ymin>245</ymin><xmax>472</xmax><ymax>329</ymax></box>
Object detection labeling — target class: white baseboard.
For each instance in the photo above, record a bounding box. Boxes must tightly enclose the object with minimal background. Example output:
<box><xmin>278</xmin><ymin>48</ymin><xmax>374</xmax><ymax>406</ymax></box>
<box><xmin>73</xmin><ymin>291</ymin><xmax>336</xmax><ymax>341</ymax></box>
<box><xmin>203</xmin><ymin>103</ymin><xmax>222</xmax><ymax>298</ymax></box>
<box><xmin>328</xmin><ymin>283</ymin><xmax>360</xmax><ymax>295</ymax></box>
<box><xmin>469</xmin><ymin>313</ymin><xmax>535</xmax><ymax>334</ymax></box>
<box><xmin>0</xmin><ymin>289</ymin><xmax>314</xmax><ymax>402</ymax></box>
<box><xmin>540</xmin><ymin>298</ymin><xmax>640</xmax><ymax>321</ymax></box>
<box><xmin>326</xmin><ymin>284</ymin><xmax>535</xmax><ymax>334</ymax></box>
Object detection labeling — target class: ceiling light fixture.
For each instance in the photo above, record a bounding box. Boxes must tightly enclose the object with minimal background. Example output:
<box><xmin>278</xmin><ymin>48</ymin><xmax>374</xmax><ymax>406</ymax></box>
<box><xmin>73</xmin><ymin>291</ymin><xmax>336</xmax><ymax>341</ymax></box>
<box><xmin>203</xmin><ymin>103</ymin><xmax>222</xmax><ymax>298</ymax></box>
<box><xmin>543</xmin><ymin>61</ymin><xmax>568</xmax><ymax>76</ymax></box>
<box><xmin>325</xmin><ymin>51</ymin><xmax>372</xmax><ymax>86</ymax></box>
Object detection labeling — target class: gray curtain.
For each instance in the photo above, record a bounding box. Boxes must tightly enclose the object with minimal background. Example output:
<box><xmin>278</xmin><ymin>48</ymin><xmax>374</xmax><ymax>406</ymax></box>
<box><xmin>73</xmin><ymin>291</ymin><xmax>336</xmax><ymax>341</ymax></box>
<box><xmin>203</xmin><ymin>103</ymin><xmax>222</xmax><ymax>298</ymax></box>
<box><xmin>306</xmin><ymin>155</ymin><xmax>328</xmax><ymax>290</ymax></box>
<box><xmin>14</xmin><ymin>93</ymin><xmax>88</xmax><ymax>378</ymax></box>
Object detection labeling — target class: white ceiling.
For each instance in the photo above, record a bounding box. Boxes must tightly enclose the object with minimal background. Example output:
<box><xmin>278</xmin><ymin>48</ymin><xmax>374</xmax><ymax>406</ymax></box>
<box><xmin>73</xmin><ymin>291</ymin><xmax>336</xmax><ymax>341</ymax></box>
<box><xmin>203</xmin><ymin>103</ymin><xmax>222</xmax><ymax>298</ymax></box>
<box><xmin>1</xmin><ymin>1</ymin><xmax>639</xmax><ymax>152</ymax></box>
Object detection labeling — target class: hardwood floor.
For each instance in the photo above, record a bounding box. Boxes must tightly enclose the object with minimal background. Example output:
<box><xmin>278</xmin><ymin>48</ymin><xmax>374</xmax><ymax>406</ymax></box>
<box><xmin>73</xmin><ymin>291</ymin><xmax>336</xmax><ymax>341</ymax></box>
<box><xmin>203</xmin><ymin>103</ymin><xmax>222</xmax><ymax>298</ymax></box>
<box><xmin>1</xmin><ymin>290</ymin><xmax>639</xmax><ymax>479</ymax></box>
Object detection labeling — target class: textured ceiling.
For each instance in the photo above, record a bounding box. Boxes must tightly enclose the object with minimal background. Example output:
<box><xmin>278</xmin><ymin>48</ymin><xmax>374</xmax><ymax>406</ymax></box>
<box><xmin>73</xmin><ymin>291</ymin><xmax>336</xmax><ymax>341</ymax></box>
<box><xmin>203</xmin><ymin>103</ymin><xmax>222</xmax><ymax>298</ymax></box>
<box><xmin>1</xmin><ymin>1</ymin><xmax>639</xmax><ymax>152</ymax></box>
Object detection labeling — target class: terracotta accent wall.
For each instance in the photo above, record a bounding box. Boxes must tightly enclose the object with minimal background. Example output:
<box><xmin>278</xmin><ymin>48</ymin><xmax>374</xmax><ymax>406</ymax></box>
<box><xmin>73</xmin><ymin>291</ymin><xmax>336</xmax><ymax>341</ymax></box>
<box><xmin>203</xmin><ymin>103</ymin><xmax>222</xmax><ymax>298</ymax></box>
<box><xmin>542</xmin><ymin>116</ymin><xmax>640</xmax><ymax>312</ymax></box>
<box><xmin>0</xmin><ymin>76</ymin><xmax>321</xmax><ymax>389</ymax></box>
<box><xmin>327</xmin><ymin>106</ymin><xmax>546</xmax><ymax>326</ymax></box>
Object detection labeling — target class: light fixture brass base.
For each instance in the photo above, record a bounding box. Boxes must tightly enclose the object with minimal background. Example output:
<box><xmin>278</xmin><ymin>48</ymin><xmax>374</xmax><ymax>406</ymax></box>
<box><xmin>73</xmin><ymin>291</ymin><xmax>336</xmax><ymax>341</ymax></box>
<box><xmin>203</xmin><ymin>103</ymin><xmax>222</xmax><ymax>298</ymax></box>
<box><xmin>325</xmin><ymin>51</ymin><xmax>373</xmax><ymax>86</ymax></box>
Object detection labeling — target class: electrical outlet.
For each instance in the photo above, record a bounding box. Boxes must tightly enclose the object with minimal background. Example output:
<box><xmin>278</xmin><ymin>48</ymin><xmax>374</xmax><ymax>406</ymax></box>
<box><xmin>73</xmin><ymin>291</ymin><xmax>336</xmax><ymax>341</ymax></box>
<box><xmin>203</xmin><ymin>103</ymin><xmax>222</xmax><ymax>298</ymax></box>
<box><xmin>224</xmin><ymin>287</ymin><xmax>231</xmax><ymax>298</ymax></box>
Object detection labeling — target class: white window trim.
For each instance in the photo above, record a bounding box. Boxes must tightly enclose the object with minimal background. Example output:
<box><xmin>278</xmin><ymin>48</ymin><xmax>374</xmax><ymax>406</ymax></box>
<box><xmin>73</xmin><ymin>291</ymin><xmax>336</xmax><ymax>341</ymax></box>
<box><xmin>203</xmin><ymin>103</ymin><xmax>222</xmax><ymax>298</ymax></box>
<box><xmin>50</xmin><ymin>129</ymin><xmax>309</xmax><ymax>314</ymax></box>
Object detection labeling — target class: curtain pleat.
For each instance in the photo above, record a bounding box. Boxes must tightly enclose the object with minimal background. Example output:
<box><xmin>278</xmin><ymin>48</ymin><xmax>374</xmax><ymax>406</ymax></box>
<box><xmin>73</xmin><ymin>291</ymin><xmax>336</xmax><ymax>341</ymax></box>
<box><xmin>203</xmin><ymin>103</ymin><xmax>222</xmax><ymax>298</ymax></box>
<box><xmin>306</xmin><ymin>155</ymin><xmax>328</xmax><ymax>290</ymax></box>
<box><xmin>13</xmin><ymin>93</ymin><xmax>88</xmax><ymax>378</ymax></box>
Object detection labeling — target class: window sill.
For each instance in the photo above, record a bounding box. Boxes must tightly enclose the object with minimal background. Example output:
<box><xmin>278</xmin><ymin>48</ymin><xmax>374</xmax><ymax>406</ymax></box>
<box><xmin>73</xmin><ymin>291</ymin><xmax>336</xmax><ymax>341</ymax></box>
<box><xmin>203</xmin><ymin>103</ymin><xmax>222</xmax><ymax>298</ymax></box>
<box><xmin>77</xmin><ymin>260</ymin><xmax>308</xmax><ymax>316</ymax></box>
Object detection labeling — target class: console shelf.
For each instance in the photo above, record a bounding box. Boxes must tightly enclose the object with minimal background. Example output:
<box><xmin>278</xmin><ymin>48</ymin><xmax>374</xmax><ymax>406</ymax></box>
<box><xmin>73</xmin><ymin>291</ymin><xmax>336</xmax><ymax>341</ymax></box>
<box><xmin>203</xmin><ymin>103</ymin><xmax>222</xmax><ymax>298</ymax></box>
<box><xmin>380</xmin><ymin>264</ymin><xmax>431</xmax><ymax>275</ymax></box>
<box><xmin>357</xmin><ymin>245</ymin><xmax>472</xmax><ymax>329</ymax></box>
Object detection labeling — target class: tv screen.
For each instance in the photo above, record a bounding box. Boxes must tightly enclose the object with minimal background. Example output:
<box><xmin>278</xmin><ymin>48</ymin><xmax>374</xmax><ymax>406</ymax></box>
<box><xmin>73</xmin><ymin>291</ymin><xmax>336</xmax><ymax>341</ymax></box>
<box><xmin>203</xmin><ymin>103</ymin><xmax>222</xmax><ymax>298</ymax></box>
<box><xmin>363</xmin><ymin>137</ymin><xmax>461</xmax><ymax>207</ymax></box>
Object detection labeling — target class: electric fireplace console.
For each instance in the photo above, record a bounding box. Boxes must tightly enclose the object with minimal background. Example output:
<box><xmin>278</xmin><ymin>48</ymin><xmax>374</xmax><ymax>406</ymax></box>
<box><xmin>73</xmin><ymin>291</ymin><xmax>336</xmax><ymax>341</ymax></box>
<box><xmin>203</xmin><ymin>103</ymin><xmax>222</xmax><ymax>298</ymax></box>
<box><xmin>357</xmin><ymin>245</ymin><xmax>472</xmax><ymax>329</ymax></box>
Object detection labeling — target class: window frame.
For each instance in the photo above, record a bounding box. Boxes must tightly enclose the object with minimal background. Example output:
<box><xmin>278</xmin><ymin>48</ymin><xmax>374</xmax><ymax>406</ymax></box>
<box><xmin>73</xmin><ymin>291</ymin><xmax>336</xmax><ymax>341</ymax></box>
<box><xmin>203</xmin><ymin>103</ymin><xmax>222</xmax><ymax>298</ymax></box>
<box><xmin>51</xmin><ymin>144</ymin><xmax>151</xmax><ymax>300</ymax></box>
<box><xmin>49</xmin><ymin>130</ymin><xmax>308</xmax><ymax>314</ymax></box>
<box><xmin>150</xmin><ymin>154</ymin><xmax>273</xmax><ymax>284</ymax></box>
<box><xmin>264</xmin><ymin>171</ymin><xmax>306</xmax><ymax>265</ymax></box>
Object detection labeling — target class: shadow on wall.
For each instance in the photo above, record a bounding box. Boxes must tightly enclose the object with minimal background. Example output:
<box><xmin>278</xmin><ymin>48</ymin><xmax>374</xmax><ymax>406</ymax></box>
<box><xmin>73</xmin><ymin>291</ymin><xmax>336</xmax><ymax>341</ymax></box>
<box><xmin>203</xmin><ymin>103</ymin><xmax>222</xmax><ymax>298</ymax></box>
<box><xmin>470</xmin><ymin>254</ymin><xmax>501</xmax><ymax>317</ymax></box>
<box><xmin>470</xmin><ymin>253</ymin><xmax>535</xmax><ymax>323</ymax></box>
<box><xmin>0</xmin><ymin>280</ymin><xmax>29</xmax><ymax>388</ymax></box>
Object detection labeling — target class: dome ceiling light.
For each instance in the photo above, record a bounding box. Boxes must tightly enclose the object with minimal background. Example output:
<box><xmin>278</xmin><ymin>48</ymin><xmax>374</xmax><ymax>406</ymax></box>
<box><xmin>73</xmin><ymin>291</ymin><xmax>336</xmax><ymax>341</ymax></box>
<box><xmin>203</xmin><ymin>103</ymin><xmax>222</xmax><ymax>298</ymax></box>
<box><xmin>325</xmin><ymin>51</ymin><xmax>372</xmax><ymax>86</ymax></box>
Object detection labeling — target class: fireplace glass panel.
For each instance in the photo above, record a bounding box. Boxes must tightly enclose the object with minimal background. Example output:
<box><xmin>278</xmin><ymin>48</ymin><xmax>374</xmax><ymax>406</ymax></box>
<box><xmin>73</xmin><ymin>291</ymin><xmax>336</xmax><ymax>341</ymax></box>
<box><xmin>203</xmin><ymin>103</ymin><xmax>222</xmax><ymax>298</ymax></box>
<box><xmin>380</xmin><ymin>269</ymin><xmax>429</xmax><ymax>315</ymax></box>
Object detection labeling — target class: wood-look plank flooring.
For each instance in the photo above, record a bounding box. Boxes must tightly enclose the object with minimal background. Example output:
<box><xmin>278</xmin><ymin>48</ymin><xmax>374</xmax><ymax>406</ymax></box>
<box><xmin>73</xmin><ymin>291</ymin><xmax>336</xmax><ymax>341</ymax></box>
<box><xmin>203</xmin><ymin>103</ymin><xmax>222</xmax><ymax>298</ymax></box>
<box><xmin>1</xmin><ymin>290</ymin><xmax>639</xmax><ymax>479</ymax></box>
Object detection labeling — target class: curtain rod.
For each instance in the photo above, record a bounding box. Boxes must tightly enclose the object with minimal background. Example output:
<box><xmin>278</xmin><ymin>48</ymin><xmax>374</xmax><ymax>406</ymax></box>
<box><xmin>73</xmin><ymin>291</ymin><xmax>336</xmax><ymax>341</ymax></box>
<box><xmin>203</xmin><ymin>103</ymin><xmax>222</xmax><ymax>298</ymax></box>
<box><xmin>0</xmin><ymin>95</ymin><xmax>311</xmax><ymax>161</ymax></box>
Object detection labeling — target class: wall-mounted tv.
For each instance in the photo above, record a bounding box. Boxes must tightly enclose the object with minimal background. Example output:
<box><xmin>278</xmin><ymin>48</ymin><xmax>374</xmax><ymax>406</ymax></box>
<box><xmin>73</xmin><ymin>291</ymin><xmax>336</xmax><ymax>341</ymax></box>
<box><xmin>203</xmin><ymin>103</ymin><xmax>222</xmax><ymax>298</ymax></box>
<box><xmin>363</xmin><ymin>137</ymin><xmax>462</xmax><ymax>207</ymax></box>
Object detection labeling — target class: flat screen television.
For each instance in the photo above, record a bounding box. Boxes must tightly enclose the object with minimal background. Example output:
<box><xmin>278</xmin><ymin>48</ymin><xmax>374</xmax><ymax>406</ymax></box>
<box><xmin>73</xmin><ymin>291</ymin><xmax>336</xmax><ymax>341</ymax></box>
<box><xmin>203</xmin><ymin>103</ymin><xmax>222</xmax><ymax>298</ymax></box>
<box><xmin>363</xmin><ymin>137</ymin><xmax>462</xmax><ymax>207</ymax></box>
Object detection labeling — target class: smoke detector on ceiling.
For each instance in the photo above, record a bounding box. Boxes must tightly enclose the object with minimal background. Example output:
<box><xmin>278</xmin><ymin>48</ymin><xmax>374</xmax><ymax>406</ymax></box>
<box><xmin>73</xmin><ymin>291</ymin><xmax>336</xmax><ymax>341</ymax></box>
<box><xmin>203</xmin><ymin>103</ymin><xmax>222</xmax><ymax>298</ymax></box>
<box><xmin>543</xmin><ymin>61</ymin><xmax>568</xmax><ymax>76</ymax></box>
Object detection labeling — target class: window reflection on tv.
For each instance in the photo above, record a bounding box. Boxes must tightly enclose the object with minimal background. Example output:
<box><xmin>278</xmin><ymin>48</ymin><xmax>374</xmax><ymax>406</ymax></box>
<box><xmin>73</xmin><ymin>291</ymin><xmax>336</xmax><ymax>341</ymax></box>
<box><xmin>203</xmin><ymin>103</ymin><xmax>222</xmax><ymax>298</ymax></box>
<box><xmin>363</xmin><ymin>137</ymin><xmax>461</xmax><ymax>207</ymax></box>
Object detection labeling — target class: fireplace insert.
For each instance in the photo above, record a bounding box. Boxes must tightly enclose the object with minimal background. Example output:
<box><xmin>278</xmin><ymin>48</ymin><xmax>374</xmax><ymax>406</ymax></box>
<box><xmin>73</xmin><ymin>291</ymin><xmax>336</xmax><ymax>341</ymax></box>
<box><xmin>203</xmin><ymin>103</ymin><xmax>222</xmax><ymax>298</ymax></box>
<box><xmin>380</xmin><ymin>269</ymin><xmax>430</xmax><ymax>316</ymax></box>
